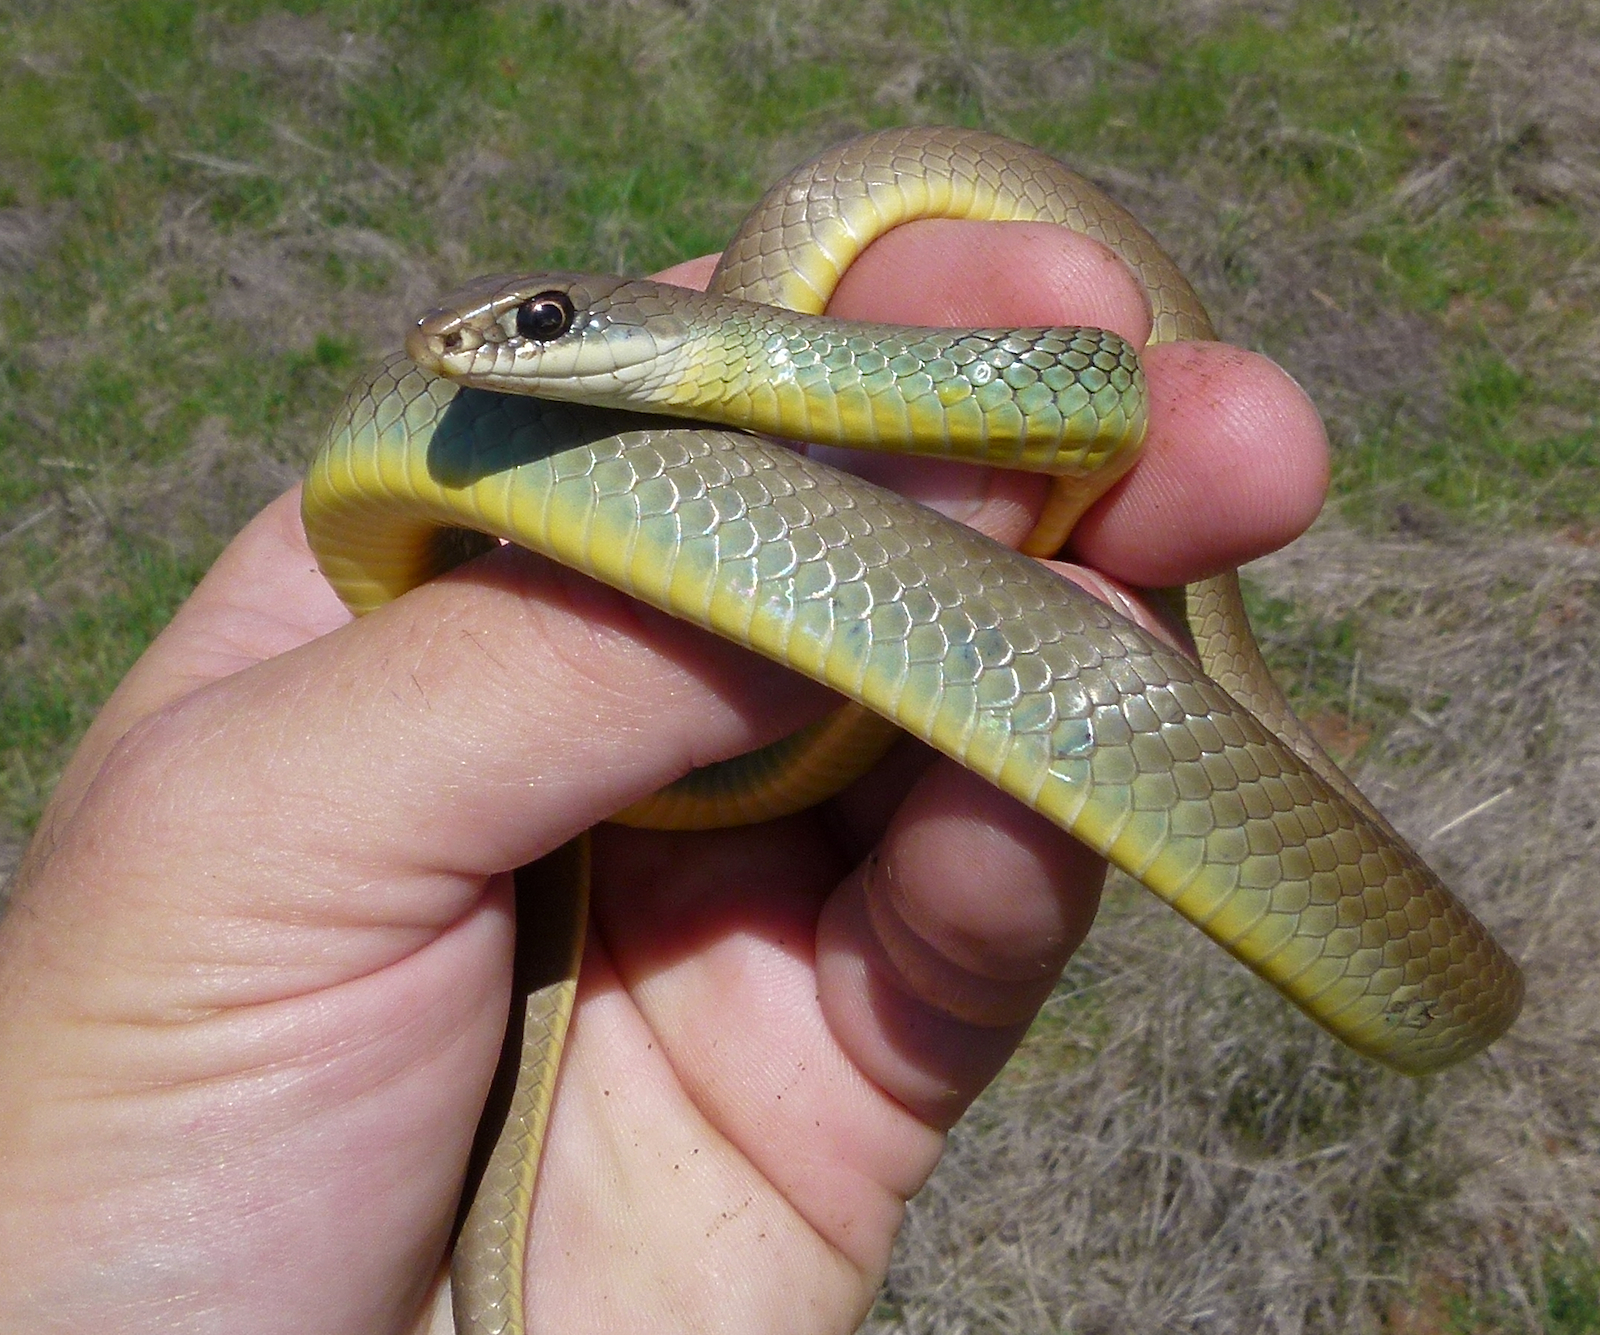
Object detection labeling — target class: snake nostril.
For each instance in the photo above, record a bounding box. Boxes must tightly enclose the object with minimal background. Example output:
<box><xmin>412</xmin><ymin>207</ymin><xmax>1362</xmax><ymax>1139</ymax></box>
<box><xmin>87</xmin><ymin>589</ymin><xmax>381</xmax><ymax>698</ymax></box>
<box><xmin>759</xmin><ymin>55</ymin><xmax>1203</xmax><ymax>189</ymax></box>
<box><xmin>442</xmin><ymin>331</ymin><xmax>463</xmax><ymax>352</ymax></box>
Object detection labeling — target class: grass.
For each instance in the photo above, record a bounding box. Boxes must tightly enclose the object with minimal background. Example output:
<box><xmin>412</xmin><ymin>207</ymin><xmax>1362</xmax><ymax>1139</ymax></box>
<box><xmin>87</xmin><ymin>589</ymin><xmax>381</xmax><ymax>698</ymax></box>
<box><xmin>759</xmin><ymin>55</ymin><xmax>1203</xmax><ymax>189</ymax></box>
<box><xmin>3</xmin><ymin>0</ymin><xmax>1598</xmax><ymax>1329</ymax></box>
<box><xmin>0</xmin><ymin>542</ymin><xmax>206</xmax><ymax>826</ymax></box>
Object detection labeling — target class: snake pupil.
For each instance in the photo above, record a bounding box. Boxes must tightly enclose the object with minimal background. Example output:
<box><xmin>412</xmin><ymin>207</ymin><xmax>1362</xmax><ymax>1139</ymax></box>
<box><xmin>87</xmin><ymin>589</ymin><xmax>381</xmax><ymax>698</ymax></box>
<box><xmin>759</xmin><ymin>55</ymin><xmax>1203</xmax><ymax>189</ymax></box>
<box><xmin>515</xmin><ymin>290</ymin><xmax>576</xmax><ymax>342</ymax></box>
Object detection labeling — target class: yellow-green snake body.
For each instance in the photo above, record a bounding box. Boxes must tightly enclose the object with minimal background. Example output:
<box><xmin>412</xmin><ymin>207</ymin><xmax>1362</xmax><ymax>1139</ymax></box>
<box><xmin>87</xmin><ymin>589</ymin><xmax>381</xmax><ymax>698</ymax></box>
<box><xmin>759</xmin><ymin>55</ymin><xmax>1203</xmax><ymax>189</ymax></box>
<box><xmin>406</xmin><ymin>272</ymin><xmax>1146</xmax><ymax>474</ymax></box>
<box><xmin>299</xmin><ymin>127</ymin><xmax>1522</xmax><ymax>1335</ymax></box>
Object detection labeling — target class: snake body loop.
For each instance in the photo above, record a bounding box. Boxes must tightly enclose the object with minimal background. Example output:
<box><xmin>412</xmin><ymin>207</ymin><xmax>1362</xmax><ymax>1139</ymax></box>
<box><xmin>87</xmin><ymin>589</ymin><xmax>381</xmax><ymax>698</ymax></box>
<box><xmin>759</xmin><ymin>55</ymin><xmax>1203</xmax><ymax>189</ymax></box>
<box><xmin>300</xmin><ymin>127</ymin><xmax>1522</xmax><ymax>1335</ymax></box>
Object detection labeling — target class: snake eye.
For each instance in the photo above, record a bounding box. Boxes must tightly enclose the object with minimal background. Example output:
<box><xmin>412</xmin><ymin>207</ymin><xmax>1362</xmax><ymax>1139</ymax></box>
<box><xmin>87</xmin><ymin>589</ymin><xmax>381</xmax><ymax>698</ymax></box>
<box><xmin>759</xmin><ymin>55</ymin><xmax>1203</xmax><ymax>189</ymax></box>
<box><xmin>515</xmin><ymin>290</ymin><xmax>576</xmax><ymax>342</ymax></box>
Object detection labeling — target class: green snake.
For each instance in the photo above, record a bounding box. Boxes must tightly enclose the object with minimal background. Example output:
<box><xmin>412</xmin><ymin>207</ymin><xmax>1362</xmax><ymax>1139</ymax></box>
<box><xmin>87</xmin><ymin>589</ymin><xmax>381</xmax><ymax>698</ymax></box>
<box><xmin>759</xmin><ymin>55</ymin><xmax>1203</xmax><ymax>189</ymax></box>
<box><xmin>299</xmin><ymin>127</ymin><xmax>1523</xmax><ymax>1334</ymax></box>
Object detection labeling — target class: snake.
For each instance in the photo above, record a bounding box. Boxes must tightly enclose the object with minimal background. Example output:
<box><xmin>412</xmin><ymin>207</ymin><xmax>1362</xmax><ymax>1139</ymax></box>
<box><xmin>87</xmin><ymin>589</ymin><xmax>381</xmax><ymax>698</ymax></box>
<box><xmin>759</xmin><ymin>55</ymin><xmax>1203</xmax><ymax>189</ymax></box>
<box><xmin>298</xmin><ymin>127</ymin><xmax>1523</xmax><ymax>1334</ymax></box>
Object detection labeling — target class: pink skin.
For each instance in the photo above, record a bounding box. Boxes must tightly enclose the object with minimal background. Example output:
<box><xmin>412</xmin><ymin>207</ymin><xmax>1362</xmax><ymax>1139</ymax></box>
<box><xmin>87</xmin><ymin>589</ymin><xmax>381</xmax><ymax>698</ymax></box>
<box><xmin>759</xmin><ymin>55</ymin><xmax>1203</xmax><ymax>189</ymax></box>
<box><xmin>0</xmin><ymin>220</ymin><xmax>1327</xmax><ymax>1334</ymax></box>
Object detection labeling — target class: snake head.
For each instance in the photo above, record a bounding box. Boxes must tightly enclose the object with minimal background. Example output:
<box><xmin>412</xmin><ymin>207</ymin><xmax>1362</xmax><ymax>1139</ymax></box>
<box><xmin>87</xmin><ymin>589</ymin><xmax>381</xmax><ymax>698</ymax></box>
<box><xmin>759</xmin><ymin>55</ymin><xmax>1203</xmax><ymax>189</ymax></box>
<box><xmin>405</xmin><ymin>272</ymin><xmax>696</xmax><ymax>404</ymax></box>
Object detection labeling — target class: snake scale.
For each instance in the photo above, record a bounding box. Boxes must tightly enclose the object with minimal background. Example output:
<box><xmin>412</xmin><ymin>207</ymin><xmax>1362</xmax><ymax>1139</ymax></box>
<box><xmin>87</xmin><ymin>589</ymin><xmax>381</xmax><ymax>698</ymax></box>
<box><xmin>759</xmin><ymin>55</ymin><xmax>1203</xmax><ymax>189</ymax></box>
<box><xmin>299</xmin><ymin>127</ymin><xmax>1522</xmax><ymax>1335</ymax></box>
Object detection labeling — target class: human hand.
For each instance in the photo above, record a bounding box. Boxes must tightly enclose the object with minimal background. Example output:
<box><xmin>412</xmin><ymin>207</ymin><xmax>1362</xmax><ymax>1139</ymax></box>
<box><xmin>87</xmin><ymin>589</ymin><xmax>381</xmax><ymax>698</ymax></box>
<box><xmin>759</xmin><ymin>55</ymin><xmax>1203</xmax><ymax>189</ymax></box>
<box><xmin>0</xmin><ymin>220</ymin><xmax>1327</xmax><ymax>1334</ymax></box>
